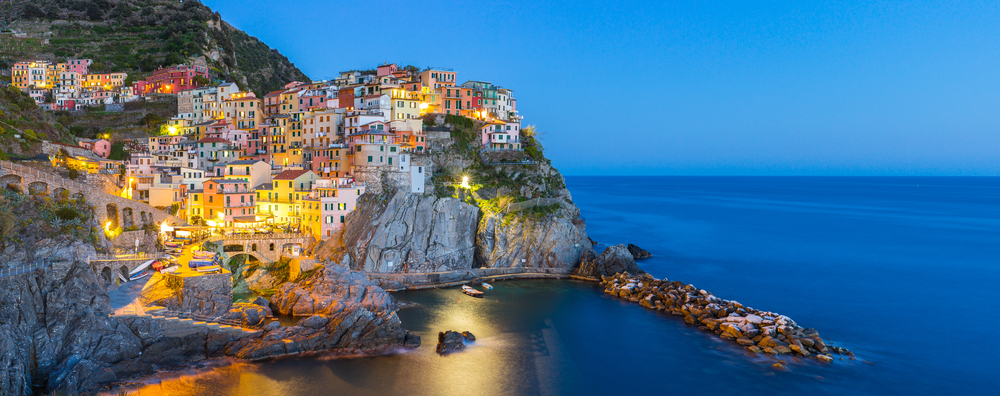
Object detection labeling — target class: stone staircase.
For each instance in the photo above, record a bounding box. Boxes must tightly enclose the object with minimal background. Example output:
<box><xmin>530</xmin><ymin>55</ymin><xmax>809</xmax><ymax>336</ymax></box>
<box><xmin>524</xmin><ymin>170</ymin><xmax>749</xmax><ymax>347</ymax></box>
<box><xmin>145</xmin><ymin>307</ymin><xmax>260</xmax><ymax>337</ymax></box>
<box><xmin>108</xmin><ymin>281</ymin><xmax>257</xmax><ymax>337</ymax></box>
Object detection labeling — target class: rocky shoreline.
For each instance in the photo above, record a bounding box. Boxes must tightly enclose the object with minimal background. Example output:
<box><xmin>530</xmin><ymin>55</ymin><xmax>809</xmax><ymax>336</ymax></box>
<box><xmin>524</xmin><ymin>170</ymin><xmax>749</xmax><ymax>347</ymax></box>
<box><xmin>599</xmin><ymin>272</ymin><xmax>853</xmax><ymax>363</ymax></box>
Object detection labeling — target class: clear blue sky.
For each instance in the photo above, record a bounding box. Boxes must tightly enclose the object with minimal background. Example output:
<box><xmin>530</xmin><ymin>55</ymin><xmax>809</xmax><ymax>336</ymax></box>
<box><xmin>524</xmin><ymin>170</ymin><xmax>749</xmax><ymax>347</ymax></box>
<box><xmin>202</xmin><ymin>0</ymin><xmax>1000</xmax><ymax>176</ymax></box>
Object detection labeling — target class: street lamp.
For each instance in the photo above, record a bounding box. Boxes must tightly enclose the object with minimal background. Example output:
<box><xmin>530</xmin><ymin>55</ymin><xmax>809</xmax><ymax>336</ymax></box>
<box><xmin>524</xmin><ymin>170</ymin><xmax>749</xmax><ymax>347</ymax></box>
<box><xmin>460</xmin><ymin>176</ymin><xmax>470</xmax><ymax>189</ymax></box>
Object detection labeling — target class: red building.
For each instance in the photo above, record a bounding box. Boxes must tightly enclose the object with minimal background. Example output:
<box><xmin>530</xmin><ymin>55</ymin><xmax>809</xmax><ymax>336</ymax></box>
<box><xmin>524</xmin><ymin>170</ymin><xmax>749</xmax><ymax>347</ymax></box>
<box><xmin>137</xmin><ymin>64</ymin><xmax>209</xmax><ymax>95</ymax></box>
<box><xmin>338</xmin><ymin>87</ymin><xmax>356</xmax><ymax>109</ymax></box>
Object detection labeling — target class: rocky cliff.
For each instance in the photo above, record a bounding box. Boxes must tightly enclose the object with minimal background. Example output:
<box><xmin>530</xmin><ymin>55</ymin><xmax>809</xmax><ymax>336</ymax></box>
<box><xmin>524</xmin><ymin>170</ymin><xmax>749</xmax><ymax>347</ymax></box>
<box><xmin>224</xmin><ymin>263</ymin><xmax>420</xmax><ymax>360</ymax></box>
<box><xmin>343</xmin><ymin>192</ymin><xmax>481</xmax><ymax>273</ymax></box>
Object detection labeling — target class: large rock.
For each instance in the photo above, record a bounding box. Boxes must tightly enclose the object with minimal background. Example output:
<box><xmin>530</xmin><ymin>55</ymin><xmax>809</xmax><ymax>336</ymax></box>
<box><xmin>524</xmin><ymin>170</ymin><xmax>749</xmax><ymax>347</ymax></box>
<box><xmin>269</xmin><ymin>263</ymin><xmax>396</xmax><ymax>317</ymax></box>
<box><xmin>627</xmin><ymin>244</ymin><xmax>652</xmax><ymax>259</ymax></box>
<box><xmin>344</xmin><ymin>191</ymin><xmax>480</xmax><ymax>273</ymax></box>
<box><xmin>224</xmin><ymin>307</ymin><xmax>419</xmax><ymax>360</ymax></box>
<box><xmin>221</xmin><ymin>303</ymin><xmax>273</xmax><ymax>328</ymax></box>
<box><xmin>574</xmin><ymin>244</ymin><xmax>642</xmax><ymax>278</ymax></box>
<box><xmin>436</xmin><ymin>331</ymin><xmax>466</xmax><ymax>354</ymax></box>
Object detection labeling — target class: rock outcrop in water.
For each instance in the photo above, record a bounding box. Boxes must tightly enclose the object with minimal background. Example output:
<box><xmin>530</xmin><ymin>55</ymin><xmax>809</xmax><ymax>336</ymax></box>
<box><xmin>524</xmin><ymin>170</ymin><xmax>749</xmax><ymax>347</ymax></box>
<box><xmin>627</xmin><ymin>244</ymin><xmax>652</xmax><ymax>259</ymax></box>
<box><xmin>600</xmin><ymin>272</ymin><xmax>853</xmax><ymax>363</ymax></box>
<box><xmin>573</xmin><ymin>245</ymin><xmax>644</xmax><ymax>278</ymax></box>
<box><xmin>436</xmin><ymin>331</ymin><xmax>474</xmax><ymax>354</ymax></box>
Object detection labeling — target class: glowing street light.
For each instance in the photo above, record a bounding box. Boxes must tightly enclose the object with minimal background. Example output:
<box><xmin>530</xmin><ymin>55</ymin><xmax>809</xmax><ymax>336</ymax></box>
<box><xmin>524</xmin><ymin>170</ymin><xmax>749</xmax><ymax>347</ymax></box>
<box><xmin>460</xmin><ymin>176</ymin><xmax>470</xmax><ymax>189</ymax></box>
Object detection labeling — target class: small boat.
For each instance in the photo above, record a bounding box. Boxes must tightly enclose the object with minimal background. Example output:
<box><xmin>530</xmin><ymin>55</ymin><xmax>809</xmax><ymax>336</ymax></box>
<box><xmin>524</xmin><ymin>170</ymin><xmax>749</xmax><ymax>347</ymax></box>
<box><xmin>189</xmin><ymin>259</ymin><xmax>217</xmax><ymax>269</ymax></box>
<box><xmin>130</xmin><ymin>270</ymin><xmax>151</xmax><ymax>281</ymax></box>
<box><xmin>129</xmin><ymin>259</ymin><xmax>155</xmax><ymax>276</ymax></box>
<box><xmin>461</xmin><ymin>285</ymin><xmax>484</xmax><ymax>298</ymax></box>
<box><xmin>161</xmin><ymin>266</ymin><xmax>179</xmax><ymax>274</ymax></box>
<box><xmin>482</xmin><ymin>282</ymin><xmax>493</xmax><ymax>290</ymax></box>
<box><xmin>165</xmin><ymin>242</ymin><xmax>182</xmax><ymax>248</ymax></box>
<box><xmin>196</xmin><ymin>265</ymin><xmax>221</xmax><ymax>273</ymax></box>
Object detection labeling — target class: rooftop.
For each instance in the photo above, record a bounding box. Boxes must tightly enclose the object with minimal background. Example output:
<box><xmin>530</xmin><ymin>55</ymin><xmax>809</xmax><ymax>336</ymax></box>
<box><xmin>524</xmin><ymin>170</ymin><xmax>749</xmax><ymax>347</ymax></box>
<box><xmin>273</xmin><ymin>169</ymin><xmax>310</xmax><ymax>180</ymax></box>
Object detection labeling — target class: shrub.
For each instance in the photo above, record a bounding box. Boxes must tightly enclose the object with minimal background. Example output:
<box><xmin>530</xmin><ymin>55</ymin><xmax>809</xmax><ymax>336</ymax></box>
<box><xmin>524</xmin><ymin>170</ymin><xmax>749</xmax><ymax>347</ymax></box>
<box><xmin>55</xmin><ymin>207</ymin><xmax>79</xmax><ymax>221</ymax></box>
<box><xmin>68</xmin><ymin>169</ymin><xmax>80</xmax><ymax>180</ymax></box>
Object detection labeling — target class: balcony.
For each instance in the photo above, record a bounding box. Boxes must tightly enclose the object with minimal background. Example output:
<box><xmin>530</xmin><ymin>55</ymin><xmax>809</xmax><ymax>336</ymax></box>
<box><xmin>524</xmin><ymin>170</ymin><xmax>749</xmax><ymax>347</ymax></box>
<box><xmin>225</xmin><ymin>202</ymin><xmax>256</xmax><ymax>208</ymax></box>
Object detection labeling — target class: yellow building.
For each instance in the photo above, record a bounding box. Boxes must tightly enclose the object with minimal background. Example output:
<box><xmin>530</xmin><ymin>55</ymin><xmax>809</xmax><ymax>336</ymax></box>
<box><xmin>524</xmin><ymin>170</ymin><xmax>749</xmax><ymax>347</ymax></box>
<box><xmin>255</xmin><ymin>170</ymin><xmax>319</xmax><ymax>226</ymax></box>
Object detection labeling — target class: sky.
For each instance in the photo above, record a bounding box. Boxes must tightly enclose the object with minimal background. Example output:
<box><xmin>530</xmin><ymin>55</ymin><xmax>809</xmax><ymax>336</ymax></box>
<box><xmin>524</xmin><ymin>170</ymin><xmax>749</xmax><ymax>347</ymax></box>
<box><xmin>202</xmin><ymin>0</ymin><xmax>1000</xmax><ymax>176</ymax></box>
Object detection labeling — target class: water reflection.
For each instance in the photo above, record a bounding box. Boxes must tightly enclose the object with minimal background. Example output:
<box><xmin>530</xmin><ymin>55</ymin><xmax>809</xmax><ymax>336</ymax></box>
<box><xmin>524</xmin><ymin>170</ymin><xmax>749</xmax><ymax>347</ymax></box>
<box><xmin>118</xmin><ymin>280</ymin><xmax>855</xmax><ymax>396</ymax></box>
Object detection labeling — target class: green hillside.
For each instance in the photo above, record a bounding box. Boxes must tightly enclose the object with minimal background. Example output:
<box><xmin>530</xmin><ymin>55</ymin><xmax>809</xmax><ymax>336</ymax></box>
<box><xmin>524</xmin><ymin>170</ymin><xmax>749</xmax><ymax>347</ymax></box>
<box><xmin>0</xmin><ymin>0</ymin><xmax>309</xmax><ymax>95</ymax></box>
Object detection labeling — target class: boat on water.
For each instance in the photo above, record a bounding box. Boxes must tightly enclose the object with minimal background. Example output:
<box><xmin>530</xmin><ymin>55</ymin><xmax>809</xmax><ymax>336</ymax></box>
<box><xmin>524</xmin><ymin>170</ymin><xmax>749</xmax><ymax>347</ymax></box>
<box><xmin>461</xmin><ymin>285</ymin><xmax>484</xmax><ymax>298</ymax></box>
<box><xmin>482</xmin><ymin>282</ymin><xmax>493</xmax><ymax>290</ymax></box>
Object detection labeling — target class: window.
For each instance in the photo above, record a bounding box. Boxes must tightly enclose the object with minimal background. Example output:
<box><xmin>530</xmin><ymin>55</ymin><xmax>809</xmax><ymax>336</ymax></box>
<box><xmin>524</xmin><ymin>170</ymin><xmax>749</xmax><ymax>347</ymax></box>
<box><xmin>340</xmin><ymin>215</ymin><xmax>345</xmax><ymax>223</ymax></box>
<box><xmin>368</xmin><ymin>155</ymin><xmax>373</xmax><ymax>162</ymax></box>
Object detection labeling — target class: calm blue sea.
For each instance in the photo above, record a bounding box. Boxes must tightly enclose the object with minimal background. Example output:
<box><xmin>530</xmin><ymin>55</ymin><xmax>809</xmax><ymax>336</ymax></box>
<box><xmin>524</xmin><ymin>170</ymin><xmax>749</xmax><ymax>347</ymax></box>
<box><xmin>130</xmin><ymin>177</ymin><xmax>1000</xmax><ymax>396</ymax></box>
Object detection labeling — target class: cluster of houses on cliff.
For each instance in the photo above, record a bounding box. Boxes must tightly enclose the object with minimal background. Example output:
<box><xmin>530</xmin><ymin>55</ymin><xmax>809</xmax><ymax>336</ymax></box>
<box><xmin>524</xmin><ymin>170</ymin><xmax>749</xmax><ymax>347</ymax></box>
<box><xmin>9</xmin><ymin>59</ymin><xmax>207</xmax><ymax>110</ymax></box>
<box><xmin>29</xmin><ymin>63</ymin><xmax>526</xmax><ymax>241</ymax></box>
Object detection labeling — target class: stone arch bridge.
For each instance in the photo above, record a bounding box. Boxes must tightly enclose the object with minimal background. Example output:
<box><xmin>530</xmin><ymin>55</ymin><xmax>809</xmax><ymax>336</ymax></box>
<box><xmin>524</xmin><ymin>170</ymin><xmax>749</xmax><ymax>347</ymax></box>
<box><xmin>0</xmin><ymin>160</ymin><xmax>186</xmax><ymax>229</ymax></box>
<box><xmin>207</xmin><ymin>233</ymin><xmax>316</xmax><ymax>264</ymax></box>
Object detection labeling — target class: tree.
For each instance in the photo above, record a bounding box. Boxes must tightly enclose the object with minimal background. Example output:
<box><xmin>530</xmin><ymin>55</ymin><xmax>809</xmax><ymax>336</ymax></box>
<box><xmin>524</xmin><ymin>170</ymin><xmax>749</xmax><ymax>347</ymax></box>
<box><xmin>87</xmin><ymin>4</ymin><xmax>103</xmax><ymax>21</ymax></box>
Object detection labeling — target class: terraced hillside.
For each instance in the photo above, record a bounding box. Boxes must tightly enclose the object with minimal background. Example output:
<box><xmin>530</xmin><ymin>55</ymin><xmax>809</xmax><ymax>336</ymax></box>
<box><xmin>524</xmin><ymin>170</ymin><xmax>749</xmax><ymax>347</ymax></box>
<box><xmin>0</xmin><ymin>0</ymin><xmax>309</xmax><ymax>95</ymax></box>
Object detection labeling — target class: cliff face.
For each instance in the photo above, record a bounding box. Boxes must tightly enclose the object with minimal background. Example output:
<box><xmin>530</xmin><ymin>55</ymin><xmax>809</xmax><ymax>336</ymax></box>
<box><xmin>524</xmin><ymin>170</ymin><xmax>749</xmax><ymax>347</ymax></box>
<box><xmin>343</xmin><ymin>192</ymin><xmax>481</xmax><ymax>273</ymax></box>
<box><xmin>339</xmin><ymin>187</ymin><xmax>592</xmax><ymax>274</ymax></box>
<box><xmin>476</xmin><ymin>212</ymin><xmax>590</xmax><ymax>269</ymax></box>
<box><xmin>0</xmin><ymin>237</ymin><xmax>137</xmax><ymax>395</ymax></box>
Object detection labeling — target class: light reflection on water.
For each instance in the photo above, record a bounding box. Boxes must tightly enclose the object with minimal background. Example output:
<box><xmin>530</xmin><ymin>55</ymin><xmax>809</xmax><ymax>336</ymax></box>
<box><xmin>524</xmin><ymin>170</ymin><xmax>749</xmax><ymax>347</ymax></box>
<box><xmin>118</xmin><ymin>280</ymin><xmax>856</xmax><ymax>396</ymax></box>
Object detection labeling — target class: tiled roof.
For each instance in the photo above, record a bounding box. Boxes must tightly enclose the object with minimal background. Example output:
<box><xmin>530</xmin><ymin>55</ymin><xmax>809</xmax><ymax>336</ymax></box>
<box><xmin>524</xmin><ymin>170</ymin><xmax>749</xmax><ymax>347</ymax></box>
<box><xmin>273</xmin><ymin>169</ymin><xmax>310</xmax><ymax>180</ymax></box>
<box><xmin>197</xmin><ymin>137</ymin><xmax>230</xmax><ymax>143</ymax></box>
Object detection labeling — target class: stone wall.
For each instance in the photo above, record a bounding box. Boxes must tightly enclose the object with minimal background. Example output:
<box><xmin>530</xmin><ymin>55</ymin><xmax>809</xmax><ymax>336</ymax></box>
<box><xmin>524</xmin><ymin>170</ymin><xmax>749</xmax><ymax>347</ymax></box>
<box><xmin>111</xmin><ymin>230</ymin><xmax>158</xmax><ymax>253</ymax></box>
<box><xmin>0</xmin><ymin>161</ymin><xmax>185</xmax><ymax>229</ymax></box>
<box><xmin>159</xmin><ymin>272</ymin><xmax>233</xmax><ymax>317</ymax></box>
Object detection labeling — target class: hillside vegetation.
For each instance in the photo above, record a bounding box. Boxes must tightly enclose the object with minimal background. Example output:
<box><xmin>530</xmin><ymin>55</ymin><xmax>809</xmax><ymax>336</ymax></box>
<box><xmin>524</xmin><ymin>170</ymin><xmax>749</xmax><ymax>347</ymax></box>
<box><xmin>0</xmin><ymin>85</ymin><xmax>75</xmax><ymax>159</ymax></box>
<box><xmin>1</xmin><ymin>0</ymin><xmax>310</xmax><ymax>95</ymax></box>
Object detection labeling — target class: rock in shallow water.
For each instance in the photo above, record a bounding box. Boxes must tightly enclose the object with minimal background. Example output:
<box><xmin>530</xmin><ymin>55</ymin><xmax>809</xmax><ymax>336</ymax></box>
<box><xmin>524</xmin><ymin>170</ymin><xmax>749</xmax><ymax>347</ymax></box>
<box><xmin>437</xmin><ymin>331</ymin><xmax>467</xmax><ymax>354</ymax></box>
<box><xmin>627</xmin><ymin>244</ymin><xmax>652</xmax><ymax>259</ymax></box>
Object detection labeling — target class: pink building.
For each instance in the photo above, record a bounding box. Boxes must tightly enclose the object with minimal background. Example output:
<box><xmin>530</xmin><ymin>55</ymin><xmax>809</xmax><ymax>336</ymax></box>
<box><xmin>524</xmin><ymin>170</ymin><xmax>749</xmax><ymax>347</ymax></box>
<box><xmin>78</xmin><ymin>138</ymin><xmax>111</xmax><ymax>158</ymax></box>
<box><xmin>63</xmin><ymin>59</ymin><xmax>92</xmax><ymax>75</ymax></box>
<box><xmin>205</xmin><ymin>120</ymin><xmax>248</xmax><ymax>149</ymax></box>
<box><xmin>139</xmin><ymin>64</ymin><xmax>209</xmax><ymax>95</ymax></box>
<box><xmin>377</xmin><ymin>63</ymin><xmax>398</xmax><ymax>77</ymax></box>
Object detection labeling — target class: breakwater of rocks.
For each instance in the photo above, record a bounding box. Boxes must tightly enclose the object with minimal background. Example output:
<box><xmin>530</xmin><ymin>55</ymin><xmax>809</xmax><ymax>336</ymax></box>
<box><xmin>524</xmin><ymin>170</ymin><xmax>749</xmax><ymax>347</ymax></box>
<box><xmin>601</xmin><ymin>272</ymin><xmax>853</xmax><ymax>364</ymax></box>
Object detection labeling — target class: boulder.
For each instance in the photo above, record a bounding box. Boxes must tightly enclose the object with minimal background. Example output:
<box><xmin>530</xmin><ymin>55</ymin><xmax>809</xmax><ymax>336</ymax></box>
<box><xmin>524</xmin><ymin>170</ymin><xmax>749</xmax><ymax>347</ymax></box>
<box><xmin>461</xmin><ymin>331</ymin><xmax>476</xmax><ymax>341</ymax></box>
<box><xmin>437</xmin><ymin>331</ymin><xmax>466</xmax><ymax>354</ymax></box>
<box><xmin>221</xmin><ymin>302</ymin><xmax>273</xmax><ymax>328</ymax></box>
<box><xmin>627</xmin><ymin>244</ymin><xmax>652</xmax><ymax>259</ymax></box>
<box><xmin>575</xmin><ymin>245</ymin><xmax>643</xmax><ymax>278</ymax></box>
<box><xmin>299</xmin><ymin>315</ymin><xmax>330</xmax><ymax>329</ymax></box>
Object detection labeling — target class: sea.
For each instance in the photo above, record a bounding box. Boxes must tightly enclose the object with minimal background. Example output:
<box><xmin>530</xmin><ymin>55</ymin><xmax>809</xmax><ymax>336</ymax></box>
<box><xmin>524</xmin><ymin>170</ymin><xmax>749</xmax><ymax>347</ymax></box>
<box><xmin>126</xmin><ymin>176</ymin><xmax>999</xmax><ymax>396</ymax></box>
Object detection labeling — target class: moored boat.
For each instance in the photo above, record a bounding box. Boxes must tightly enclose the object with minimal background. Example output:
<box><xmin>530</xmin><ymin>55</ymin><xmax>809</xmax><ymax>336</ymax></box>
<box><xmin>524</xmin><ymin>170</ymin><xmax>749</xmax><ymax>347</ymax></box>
<box><xmin>482</xmin><ymin>282</ymin><xmax>493</xmax><ymax>289</ymax></box>
<box><xmin>461</xmin><ymin>285</ymin><xmax>484</xmax><ymax>298</ymax></box>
